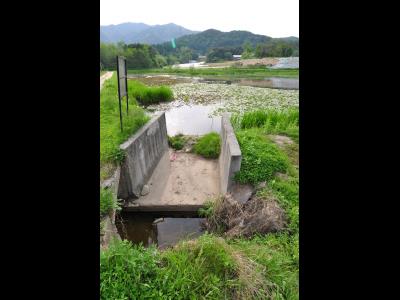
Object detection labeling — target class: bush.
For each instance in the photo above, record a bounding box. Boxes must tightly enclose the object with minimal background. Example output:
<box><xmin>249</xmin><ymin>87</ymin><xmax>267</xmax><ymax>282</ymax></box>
<box><xmin>100</xmin><ymin>188</ymin><xmax>118</xmax><ymax>218</ymax></box>
<box><xmin>235</xmin><ymin>129</ymin><xmax>289</xmax><ymax>184</ymax></box>
<box><xmin>168</xmin><ymin>134</ymin><xmax>186</xmax><ymax>150</ymax></box>
<box><xmin>129</xmin><ymin>80</ymin><xmax>173</xmax><ymax>105</ymax></box>
<box><xmin>193</xmin><ymin>132</ymin><xmax>221</xmax><ymax>159</ymax></box>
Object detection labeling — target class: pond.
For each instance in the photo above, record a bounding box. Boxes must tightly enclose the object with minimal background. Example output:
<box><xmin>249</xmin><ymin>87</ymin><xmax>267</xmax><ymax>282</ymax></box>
<box><xmin>143</xmin><ymin>80</ymin><xmax>299</xmax><ymax>136</ymax></box>
<box><xmin>161</xmin><ymin>103</ymin><xmax>222</xmax><ymax>135</ymax></box>
<box><xmin>128</xmin><ymin>74</ymin><xmax>299</xmax><ymax>89</ymax></box>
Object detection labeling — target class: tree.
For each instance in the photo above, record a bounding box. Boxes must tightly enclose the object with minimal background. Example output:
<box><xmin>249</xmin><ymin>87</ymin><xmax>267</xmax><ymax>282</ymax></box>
<box><xmin>241</xmin><ymin>42</ymin><xmax>254</xmax><ymax>59</ymax></box>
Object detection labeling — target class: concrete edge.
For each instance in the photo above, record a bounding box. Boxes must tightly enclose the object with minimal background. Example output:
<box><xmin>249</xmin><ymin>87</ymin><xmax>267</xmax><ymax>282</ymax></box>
<box><xmin>122</xmin><ymin>204</ymin><xmax>204</xmax><ymax>213</ymax></box>
<box><xmin>120</xmin><ymin>112</ymin><xmax>165</xmax><ymax>151</ymax></box>
<box><xmin>221</xmin><ymin>113</ymin><xmax>241</xmax><ymax>156</ymax></box>
<box><xmin>219</xmin><ymin>113</ymin><xmax>242</xmax><ymax>194</ymax></box>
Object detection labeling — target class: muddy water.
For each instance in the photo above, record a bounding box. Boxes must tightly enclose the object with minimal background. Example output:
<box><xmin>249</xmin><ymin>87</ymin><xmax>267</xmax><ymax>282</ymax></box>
<box><xmin>163</xmin><ymin>103</ymin><xmax>221</xmax><ymax>135</ymax></box>
<box><xmin>116</xmin><ymin>212</ymin><xmax>205</xmax><ymax>249</ymax></box>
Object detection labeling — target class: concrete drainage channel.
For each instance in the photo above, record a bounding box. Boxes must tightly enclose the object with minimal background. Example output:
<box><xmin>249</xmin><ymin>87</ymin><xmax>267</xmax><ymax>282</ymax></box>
<box><xmin>101</xmin><ymin>112</ymin><xmax>243</xmax><ymax>249</ymax></box>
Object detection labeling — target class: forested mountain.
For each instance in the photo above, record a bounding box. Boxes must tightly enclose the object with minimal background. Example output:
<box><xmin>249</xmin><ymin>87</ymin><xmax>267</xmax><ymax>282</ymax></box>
<box><xmin>100</xmin><ymin>23</ymin><xmax>197</xmax><ymax>44</ymax></box>
<box><xmin>154</xmin><ymin>29</ymin><xmax>274</xmax><ymax>56</ymax></box>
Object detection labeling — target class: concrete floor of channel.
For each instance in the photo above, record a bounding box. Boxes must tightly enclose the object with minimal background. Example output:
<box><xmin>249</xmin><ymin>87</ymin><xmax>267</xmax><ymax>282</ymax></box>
<box><xmin>124</xmin><ymin>149</ymin><xmax>220</xmax><ymax>211</ymax></box>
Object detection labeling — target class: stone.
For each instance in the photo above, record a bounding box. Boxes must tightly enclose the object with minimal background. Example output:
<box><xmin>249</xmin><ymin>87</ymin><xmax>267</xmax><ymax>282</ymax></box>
<box><xmin>141</xmin><ymin>185</ymin><xmax>150</xmax><ymax>196</ymax></box>
<box><xmin>153</xmin><ymin>218</ymin><xmax>164</xmax><ymax>225</ymax></box>
<box><xmin>256</xmin><ymin>181</ymin><xmax>267</xmax><ymax>190</ymax></box>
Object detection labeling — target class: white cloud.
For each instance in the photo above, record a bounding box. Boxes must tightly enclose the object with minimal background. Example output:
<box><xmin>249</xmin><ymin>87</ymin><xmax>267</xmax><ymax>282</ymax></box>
<box><xmin>100</xmin><ymin>0</ymin><xmax>299</xmax><ymax>38</ymax></box>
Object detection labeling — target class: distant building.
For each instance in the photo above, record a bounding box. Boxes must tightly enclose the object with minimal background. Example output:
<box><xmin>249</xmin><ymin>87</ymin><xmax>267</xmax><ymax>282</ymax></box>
<box><xmin>233</xmin><ymin>55</ymin><xmax>242</xmax><ymax>60</ymax></box>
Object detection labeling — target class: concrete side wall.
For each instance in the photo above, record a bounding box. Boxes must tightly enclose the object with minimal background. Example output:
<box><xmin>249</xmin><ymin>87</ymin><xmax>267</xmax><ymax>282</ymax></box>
<box><xmin>118</xmin><ymin>112</ymin><xmax>169</xmax><ymax>199</ymax></box>
<box><xmin>219</xmin><ymin>113</ymin><xmax>242</xmax><ymax>194</ymax></box>
<box><xmin>100</xmin><ymin>167</ymin><xmax>121</xmax><ymax>249</ymax></box>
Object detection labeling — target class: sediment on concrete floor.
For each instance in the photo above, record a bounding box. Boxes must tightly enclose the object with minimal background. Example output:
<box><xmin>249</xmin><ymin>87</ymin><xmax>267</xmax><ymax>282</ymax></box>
<box><xmin>123</xmin><ymin>149</ymin><xmax>220</xmax><ymax>212</ymax></box>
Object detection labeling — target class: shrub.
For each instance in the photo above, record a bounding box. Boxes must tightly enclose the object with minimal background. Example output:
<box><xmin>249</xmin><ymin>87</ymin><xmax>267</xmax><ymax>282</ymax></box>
<box><xmin>235</xmin><ymin>129</ymin><xmax>289</xmax><ymax>184</ymax></box>
<box><xmin>168</xmin><ymin>134</ymin><xmax>186</xmax><ymax>150</ymax></box>
<box><xmin>193</xmin><ymin>132</ymin><xmax>221</xmax><ymax>159</ymax></box>
<box><xmin>100</xmin><ymin>188</ymin><xmax>119</xmax><ymax>218</ymax></box>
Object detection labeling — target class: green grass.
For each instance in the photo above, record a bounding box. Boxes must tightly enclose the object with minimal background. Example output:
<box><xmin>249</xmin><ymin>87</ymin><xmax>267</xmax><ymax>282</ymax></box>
<box><xmin>100</xmin><ymin>74</ymin><xmax>150</xmax><ymax>177</ymax></box>
<box><xmin>100</xmin><ymin>187</ymin><xmax>119</xmax><ymax>218</ymax></box>
<box><xmin>193</xmin><ymin>132</ymin><xmax>221</xmax><ymax>159</ymax></box>
<box><xmin>234</xmin><ymin>129</ymin><xmax>290</xmax><ymax>185</ymax></box>
<box><xmin>228</xmin><ymin>233</ymin><xmax>299</xmax><ymax>300</ymax></box>
<box><xmin>168</xmin><ymin>134</ymin><xmax>186</xmax><ymax>150</ymax></box>
<box><xmin>231</xmin><ymin>109</ymin><xmax>299</xmax><ymax>142</ymax></box>
<box><xmin>128</xmin><ymin>66</ymin><xmax>299</xmax><ymax>78</ymax></box>
<box><xmin>101</xmin><ymin>235</ymin><xmax>252</xmax><ymax>299</ymax></box>
<box><xmin>129</xmin><ymin>80</ymin><xmax>173</xmax><ymax>105</ymax></box>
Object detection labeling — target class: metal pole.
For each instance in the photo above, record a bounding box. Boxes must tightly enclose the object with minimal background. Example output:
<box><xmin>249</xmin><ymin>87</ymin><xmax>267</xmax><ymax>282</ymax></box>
<box><xmin>125</xmin><ymin>58</ymin><xmax>128</xmax><ymax>114</ymax></box>
<box><xmin>116</xmin><ymin>56</ymin><xmax>123</xmax><ymax>132</ymax></box>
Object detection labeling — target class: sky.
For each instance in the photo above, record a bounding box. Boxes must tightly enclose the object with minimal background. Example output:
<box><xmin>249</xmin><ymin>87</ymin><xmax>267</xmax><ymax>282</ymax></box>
<box><xmin>100</xmin><ymin>0</ymin><xmax>299</xmax><ymax>38</ymax></box>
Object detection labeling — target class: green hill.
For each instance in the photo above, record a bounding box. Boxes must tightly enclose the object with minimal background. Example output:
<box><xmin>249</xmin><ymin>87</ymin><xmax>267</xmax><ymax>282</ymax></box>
<box><xmin>154</xmin><ymin>29</ymin><xmax>298</xmax><ymax>56</ymax></box>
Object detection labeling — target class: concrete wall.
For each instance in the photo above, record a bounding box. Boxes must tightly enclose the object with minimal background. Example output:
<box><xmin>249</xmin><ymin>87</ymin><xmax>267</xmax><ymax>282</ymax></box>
<box><xmin>118</xmin><ymin>112</ymin><xmax>169</xmax><ymax>199</ymax></box>
<box><xmin>219</xmin><ymin>113</ymin><xmax>242</xmax><ymax>194</ymax></box>
<box><xmin>100</xmin><ymin>167</ymin><xmax>121</xmax><ymax>249</ymax></box>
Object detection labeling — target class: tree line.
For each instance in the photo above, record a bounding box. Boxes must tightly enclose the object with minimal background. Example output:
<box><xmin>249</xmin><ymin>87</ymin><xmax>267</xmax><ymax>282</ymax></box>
<box><xmin>100</xmin><ymin>38</ymin><xmax>299</xmax><ymax>69</ymax></box>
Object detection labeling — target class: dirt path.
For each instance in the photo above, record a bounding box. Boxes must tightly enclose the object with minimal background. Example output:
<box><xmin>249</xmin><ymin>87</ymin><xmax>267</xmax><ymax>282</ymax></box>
<box><xmin>100</xmin><ymin>71</ymin><xmax>113</xmax><ymax>90</ymax></box>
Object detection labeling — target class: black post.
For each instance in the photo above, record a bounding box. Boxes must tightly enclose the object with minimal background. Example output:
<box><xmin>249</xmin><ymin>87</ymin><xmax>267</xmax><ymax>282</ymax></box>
<box><xmin>125</xmin><ymin>59</ymin><xmax>129</xmax><ymax>115</ymax></box>
<box><xmin>116</xmin><ymin>56</ymin><xmax>123</xmax><ymax>132</ymax></box>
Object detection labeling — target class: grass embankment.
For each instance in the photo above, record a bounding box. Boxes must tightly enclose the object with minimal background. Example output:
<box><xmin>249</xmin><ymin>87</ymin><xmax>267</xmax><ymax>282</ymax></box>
<box><xmin>100</xmin><ymin>73</ymin><xmax>152</xmax><ymax>219</ymax></box>
<box><xmin>100</xmin><ymin>74</ymin><xmax>175</xmax><ymax>222</ymax></box>
<box><xmin>128</xmin><ymin>66</ymin><xmax>299</xmax><ymax>78</ymax></box>
<box><xmin>129</xmin><ymin>80</ymin><xmax>173</xmax><ymax>105</ymax></box>
<box><xmin>100</xmin><ymin>109</ymin><xmax>299</xmax><ymax>299</ymax></box>
<box><xmin>232</xmin><ymin>109</ymin><xmax>299</xmax><ymax>233</ymax></box>
<box><xmin>231</xmin><ymin>109</ymin><xmax>299</xmax><ymax>297</ymax></box>
<box><xmin>100</xmin><ymin>74</ymin><xmax>150</xmax><ymax>181</ymax></box>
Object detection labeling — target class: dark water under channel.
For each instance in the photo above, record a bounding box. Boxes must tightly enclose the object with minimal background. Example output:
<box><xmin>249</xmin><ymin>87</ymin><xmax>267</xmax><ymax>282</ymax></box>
<box><xmin>116</xmin><ymin>212</ymin><xmax>205</xmax><ymax>249</ymax></box>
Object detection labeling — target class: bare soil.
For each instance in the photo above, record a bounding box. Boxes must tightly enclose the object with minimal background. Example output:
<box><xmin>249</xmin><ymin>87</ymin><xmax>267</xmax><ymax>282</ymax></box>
<box><xmin>206</xmin><ymin>58</ymin><xmax>279</xmax><ymax>68</ymax></box>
